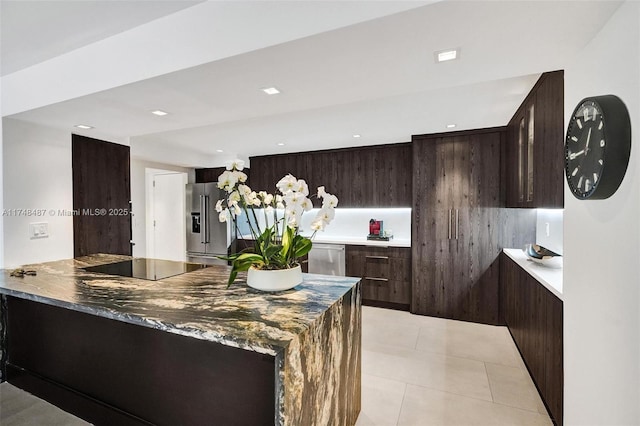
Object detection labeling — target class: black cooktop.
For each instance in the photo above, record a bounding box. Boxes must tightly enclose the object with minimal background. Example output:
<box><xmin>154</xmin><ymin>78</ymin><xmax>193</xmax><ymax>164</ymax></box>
<box><xmin>83</xmin><ymin>258</ymin><xmax>210</xmax><ymax>281</ymax></box>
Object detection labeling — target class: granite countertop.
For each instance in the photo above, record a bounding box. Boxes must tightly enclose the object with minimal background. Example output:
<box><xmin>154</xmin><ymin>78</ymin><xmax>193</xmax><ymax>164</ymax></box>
<box><xmin>0</xmin><ymin>254</ymin><xmax>361</xmax><ymax>356</ymax></box>
<box><xmin>503</xmin><ymin>248</ymin><xmax>563</xmax><ymax>300</ymax></box>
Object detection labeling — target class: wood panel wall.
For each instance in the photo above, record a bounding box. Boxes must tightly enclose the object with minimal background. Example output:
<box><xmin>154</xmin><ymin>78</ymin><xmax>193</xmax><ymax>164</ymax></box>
<box><xmin>250</xmin><ymin>143</ymin><xmax>412</xmax><ymax>207</ymax></box>
<box><xmin>72</xmin><ymin>134</ymin><xmax>131</xmax><ymax>257</ymax></box>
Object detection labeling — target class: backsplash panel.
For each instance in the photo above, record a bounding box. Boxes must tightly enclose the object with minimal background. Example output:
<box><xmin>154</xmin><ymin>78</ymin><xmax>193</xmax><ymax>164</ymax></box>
<box><xmin>536</xmin><ymin>209</ymin><xmax>564</xmax><ymax>255</ymax></box>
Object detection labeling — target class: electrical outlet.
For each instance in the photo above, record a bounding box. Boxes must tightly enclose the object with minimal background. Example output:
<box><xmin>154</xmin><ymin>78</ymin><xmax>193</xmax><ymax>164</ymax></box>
<box><xmin>29</xmin><ymin>222</ymin><xmax>49</xmax><ymax>239</ymax></box>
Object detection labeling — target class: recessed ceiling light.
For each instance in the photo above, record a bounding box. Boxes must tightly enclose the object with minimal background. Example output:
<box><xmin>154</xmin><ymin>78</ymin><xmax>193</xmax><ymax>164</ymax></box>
<box><xmin>216</xmin><ymin>149</ymin><xmax>224</xmax><ymax>153</ymax></box>
<box><xmin>262</xmin><ymin>87</ymin><xmax>281</xmax><ymax>95</ymax></box>
<box><xmin>446</xmin><ymin>124</ymin><xmax>457</xmax><ymax>129</ymax></box>
<box><xmin>435</xmin><ymin>49</ymin><xmax>459</xmax><ymax>63</ymax></box>
<box><xmin>151</xmin><ymin>110</ymin><xmax>169</xmax><ymax>116</ymax></box>
<box><xmin>277</xmin><ymin>142</ymin><xmax>286</xmax><ymax>146</ymax></box>
<box><xmin>74</xmin><ymin>124</ymin><xmax>93</xmax><ymax>129</ymax></box>
<box><xmin>353</xmin><ymin>134</ymin><xmax>361</xmax><ymax>138</ymax></box>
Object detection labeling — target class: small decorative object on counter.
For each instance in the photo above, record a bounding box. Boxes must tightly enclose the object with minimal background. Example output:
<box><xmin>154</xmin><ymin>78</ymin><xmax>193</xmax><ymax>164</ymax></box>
<box><xmin>9</xmin><ymin>268</ymin><xmax>37</xmax><ymax>278</ymax></box>
<box><xmin>523</xmin><ymin>244</ymin><xmax>561</xmax><ymax>264</ymax></box>
<box><xmin>216</xmin><ymin>160</ymin><xmax>338</xmax><ymax>290</ymax></box>
<box><xmin>367</xmin><ymin>219</ymin><xmax>390</xmax><ymax>241</ymax></box>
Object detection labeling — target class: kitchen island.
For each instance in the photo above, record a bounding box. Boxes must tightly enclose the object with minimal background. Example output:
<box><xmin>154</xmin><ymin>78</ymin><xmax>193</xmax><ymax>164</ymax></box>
<box><xmin>0</xmin><ymin>254</ymin><xmax>361</xmax><ymax>425</ymax></box>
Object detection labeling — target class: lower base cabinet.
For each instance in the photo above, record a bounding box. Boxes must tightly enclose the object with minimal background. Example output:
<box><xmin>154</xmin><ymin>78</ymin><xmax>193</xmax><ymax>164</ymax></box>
<box><xmin>346</xmin><ymin>245</ymin><xmax>411</xmax><ymax>311</ymax></box>
<box><xmin>501</xmin><ymin>253</ymin><xmax>563</xmax><ymax>425</ymax></box>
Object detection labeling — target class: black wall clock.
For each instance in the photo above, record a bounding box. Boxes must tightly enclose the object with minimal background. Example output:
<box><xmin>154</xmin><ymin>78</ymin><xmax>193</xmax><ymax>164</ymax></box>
<box><xmin>565</xmin><ymin>95</ymin><xmax>631</xmax><ymax>199</ymax></box>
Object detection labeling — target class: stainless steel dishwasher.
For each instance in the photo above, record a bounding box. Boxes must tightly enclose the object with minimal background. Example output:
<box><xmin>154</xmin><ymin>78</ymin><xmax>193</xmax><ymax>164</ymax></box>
<box><xmin>308</xmin><ymin>243</ymin><xmax>346</xmax><ymax>276</ymax></box>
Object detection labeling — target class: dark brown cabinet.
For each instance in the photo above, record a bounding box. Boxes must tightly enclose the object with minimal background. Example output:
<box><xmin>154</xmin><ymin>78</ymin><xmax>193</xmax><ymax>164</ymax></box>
<box><xmin>506</xmin><ymin>70</ymin><xmax>564</xmax><ymax>208</ymax></box>
<box><xmin>346</xmin><ymin>245</ymin><xmax>411</xmax><ymax>310</ymax></box>
<box><xmin>501</xmin><ymin>253</ymin><xmax>563</xmax><ymax>426</ymax></box>
<box><xmin>411</xmin><ymin>129</ymin><xmax>502</xmax><ymax>325</ymax></box>
<box><xmin>249</xmin><ymin>143</ymin><xmax>412</xmax><ymax>207</ymax></box>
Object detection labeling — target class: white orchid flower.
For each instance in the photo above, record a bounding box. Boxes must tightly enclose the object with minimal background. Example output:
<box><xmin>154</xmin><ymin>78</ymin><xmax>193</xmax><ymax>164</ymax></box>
<box><xmin>296</xmin><ymin>179</ymin><xmax>309</xmax><ymax>196</ymax></box>
<box><xmin>215</xmin><ymin>199</ymin><xmax>224</xmax><ymax>213</ymax></box>
<box><xmin>263</xmin><ymin>193</ymin><xmax>274</xmax><ymax>205</ymax></box>
<box><xmin>234</xmin><ymin>170</ymin><xmax>248</xmax><ymax>183</ymax></box>
<box><xmin>233</xmin><ymin>204</ymin><xmax>242</xmax><ymax>216</ymax></box>
<box><xmin>217</xmin><ymin>171</ymin><xmax>238</xmax><ymax>192</ymax></box>
<box><xmin>300</xmin><ymin>198</ymin><xmax>313</xmax><ymax>212</ymax></box>
<box><xmin>276</xmin><ymin>174</ymin><xmax>298</xmax><ymax>194</ymax></box>
<box><xmin>285</xmin><ymin>205</ymin><xmax>303</xmax><ymax>227</ymax></box>
<box><xmin>238</xmin><ymin>184</ymin><xmax>252</xmax><ymax>197</ymax></box>
<box><xmin>226</xmin><ymin>159</ymin><xmax>245</xmax><ymax>171</ymax></box>
<box><xmin>322</xmin><ymin>194</ymin><xmax>339</xmax><ymax>209</ymax></box>
<box><xmin>284</xmin><ymin>192</ymin><xmax>303</xmax><ymax>206</ymax></box>
<box><xmin>218</xmin><ymin>210</ymin><xmax>228</xmax><ymax>223</ymax></box>
<box><xmin>316</xmin><ymin>207</ymin><xmax>335</xmax><ymax>224</ymax></box>
<box><xmin>250</xmin><ymin>192</ymin><xmax>262</xmax><ymax>206</ymax></box>
<box><xmin>228</xmin><ymin>191</ymin><xmax>241</xmax><ymax>204</ymax></box>
<box><xmin>265</xmin><ymin>206</ymin><xmax>274</xmax><ymax>214</ymax></box>
<box><xmin>311</xmin><ymin>220</ymin><xmax>326</xmax><ymax>231</ymax></box>
<box><xmin>276</xmin><ymin>201</ymin><xmax>285</xmax><ymax>209</ymax></box>
<box><xmin>317</xmin><ymin>186</ymin><xmax>326</xmax><ymax>198</ymax></box>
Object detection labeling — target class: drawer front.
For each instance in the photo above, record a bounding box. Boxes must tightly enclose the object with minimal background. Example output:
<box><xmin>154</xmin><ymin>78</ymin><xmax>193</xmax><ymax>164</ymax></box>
<box><xmin>347</xmin><ymin>245</ymin><xmax>411</xmax><ymax>306</ymax></box>
<box><xmin>361</xmin><ymin>278</ymin><xmax>410</xmax><ymax>305</ymax></box>
<box><xmin>346</xmin><ymin>245</ymin><xmax>410</xmax><ymax>260</ymax></box>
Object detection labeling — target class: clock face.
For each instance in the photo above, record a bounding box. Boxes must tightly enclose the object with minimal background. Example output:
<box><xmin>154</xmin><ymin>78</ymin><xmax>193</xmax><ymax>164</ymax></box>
<box><xmin>565</xmin><ymin>100</ymin><xmax>606</xmax><ymax>199</ymax></box>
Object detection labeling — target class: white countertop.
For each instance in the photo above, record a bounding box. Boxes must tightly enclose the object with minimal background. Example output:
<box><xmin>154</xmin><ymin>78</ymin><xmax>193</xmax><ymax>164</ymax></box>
<box><xmin>309</xmin><ymin>236</ymin><xmax>411</xmax><ymax>248</ymax></box>
<box><xmin>237</xmin><ymin>234</ymin><xmax>411</xmax><ymax>248</ymax></box>
<box><xmin>503</xmin><ymin>248</ymin><xmax>563</xmax><ymax>301</ymax></box>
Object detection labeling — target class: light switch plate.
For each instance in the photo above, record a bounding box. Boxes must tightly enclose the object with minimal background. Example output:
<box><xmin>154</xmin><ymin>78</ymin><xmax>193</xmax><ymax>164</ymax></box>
<box><xmin>29</xmin><ymin>222</ymin><xmax>49</xmax><ymax>239</ymax></box>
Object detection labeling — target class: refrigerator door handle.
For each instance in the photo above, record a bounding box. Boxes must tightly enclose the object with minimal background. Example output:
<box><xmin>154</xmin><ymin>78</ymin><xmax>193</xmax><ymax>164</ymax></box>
<box><xmin>203</xmin><ymin>195</ymin><xmax>210</xmax><ymax>244</ymax></box>
<box><xmin>199</xmin><ymin>195</ymin><xmax>205</xmax><ymax>244</ymax></box>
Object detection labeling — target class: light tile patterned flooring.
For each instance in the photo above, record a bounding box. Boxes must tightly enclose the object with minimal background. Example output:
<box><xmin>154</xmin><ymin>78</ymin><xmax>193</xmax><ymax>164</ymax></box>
<box><xmin>0</xmin><ymin>306</ymin><xmax>552</xmax><ymax>425</ymax></box>
<box><xmin>357</xmin><ymin>306</ymin><xmax>553</xmax><ymax>425</ymax></box>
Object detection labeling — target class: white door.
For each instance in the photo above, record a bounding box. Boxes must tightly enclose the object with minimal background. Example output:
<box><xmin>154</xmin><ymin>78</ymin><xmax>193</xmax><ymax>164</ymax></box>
<box><xmin>152</xmin><ymin>173</ymin><xmax>186</xmax><ymax>261</ymax></box>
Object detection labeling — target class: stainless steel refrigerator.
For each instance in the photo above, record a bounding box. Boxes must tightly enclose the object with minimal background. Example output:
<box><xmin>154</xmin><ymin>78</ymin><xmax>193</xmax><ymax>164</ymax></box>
<box><xmin>186</xmin><ymin>183</ymin><xmax>229</xmax><ymax>265</ymax></box>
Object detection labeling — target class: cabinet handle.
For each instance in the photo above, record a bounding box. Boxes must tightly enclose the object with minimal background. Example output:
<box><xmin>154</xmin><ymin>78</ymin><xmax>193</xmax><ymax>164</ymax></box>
<box><xmin>365</xmin><ymin>255</ymin><xmax>389</xmax><ymax>260</ymax></box>
<box><xmin>365</xmin><ymin>277</ymin><xmax>389</xmax><ymax>282</ymax></box>
<box><xmin>448</xmin><ymin>209</ymin><xmax>452</xmax><ymax>240</ymax></box>
<box><xmin>455</xmin><ymin>209</ymin><xmax>459</xmax><ymax>240</ymax></box>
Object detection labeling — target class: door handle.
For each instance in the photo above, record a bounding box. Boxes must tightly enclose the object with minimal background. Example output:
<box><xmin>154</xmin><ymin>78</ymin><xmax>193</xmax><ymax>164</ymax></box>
<box><xmin>203</xmin><ymin>195</ymin><xmax>210</xmax><ymax>244</ymax></box>
<box><xmin>365</xmin><ymin>255</ymin><xmax>389</xmax><ymax>260</ymax></box>
<box><xmin>365</xmin><ymin>277</ymin><xmax>389</xmax><ymax>282</ymax></box>
<box><xmin>455</xmin><ymin>209</ymin><xmax>459</xmax><ymax>240</ymax></box>
<box><xmin>199</xmin><ymin>195</ymin><xmax>205</xmax><ymax>244</ymax></box>
<box><xmin>448</xmin><ymin>209</ymin><xmax>452</xmax><ymax>240</ymax></box>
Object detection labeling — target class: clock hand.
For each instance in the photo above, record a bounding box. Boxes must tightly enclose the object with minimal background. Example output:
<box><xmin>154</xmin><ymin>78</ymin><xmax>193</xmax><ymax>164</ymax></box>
<box><xmin>569</xmin><ymin>150</ymin><xmax>585</xmax><ymax>160</ymax></box>
<box><xmin>585</xmin><ymin>127</ymin><xmax>592</xmax><ymax>154</ymax></box>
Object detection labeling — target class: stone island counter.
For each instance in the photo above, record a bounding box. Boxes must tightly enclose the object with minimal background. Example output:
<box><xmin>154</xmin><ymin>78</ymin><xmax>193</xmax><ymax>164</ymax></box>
<box><xmin>0</xmin><ymin>254</ymin><xmax>361</xmax><ymax>426</ymax></box>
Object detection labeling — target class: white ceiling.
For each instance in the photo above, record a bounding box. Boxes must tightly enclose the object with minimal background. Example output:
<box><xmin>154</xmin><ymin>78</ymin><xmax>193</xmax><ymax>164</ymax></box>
<box><xmin>0</xmin><ymin>0</ymin><xmax>203</xmax><ymax>76</ymax></box>
<box><xmin>1</xmin><ymin>1</ymin><xmax>622</xmax><ymax>167</ymax></box>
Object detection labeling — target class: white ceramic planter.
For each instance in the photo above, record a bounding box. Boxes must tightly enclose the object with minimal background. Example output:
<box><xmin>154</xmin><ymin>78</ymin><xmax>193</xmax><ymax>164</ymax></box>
<box><xmin>246</xmin><ymin>265</ymin><xmax>303</xmax><ymax>291</ymax></box>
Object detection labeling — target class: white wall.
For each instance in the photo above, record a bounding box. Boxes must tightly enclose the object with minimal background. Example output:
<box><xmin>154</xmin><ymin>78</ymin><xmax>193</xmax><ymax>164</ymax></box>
<box><xmin>0</xmin><ymin>85</ymin><xmax>4</xmax><ymax>268</ymax></box>
<box><xmin>563</xmin><ymin>2</ymin><xmax>640</xmax><ymax>424</ymax></box>
<box><xmin>2</xmin><ymin>118</ymin><xmax>74</xmax><ymax>267</ymax></box>
<box><xmin>130</xmin><ymin>158</ymin><xmax>193</xmax><ymax>258</ymax></box>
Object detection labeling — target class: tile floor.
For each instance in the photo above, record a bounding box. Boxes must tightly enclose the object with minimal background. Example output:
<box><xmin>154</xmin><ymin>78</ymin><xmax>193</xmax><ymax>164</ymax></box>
<box><xmin>0</xmin><ymin>306</ymin><xmax>552</xmax><ymax>425</ymax></box>
<box><xmin>0</xmin><ymin>382</ymin><xmax>89</xmax><ymax>426</ymax></box>
<box><xmin>356</xmin><ymin>306</ymin><xmax>552</xmax><ymax>425</ymax></box>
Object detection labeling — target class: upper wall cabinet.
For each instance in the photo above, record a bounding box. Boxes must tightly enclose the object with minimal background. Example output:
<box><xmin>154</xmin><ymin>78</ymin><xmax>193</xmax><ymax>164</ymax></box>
<box><xmin>250</xmin><ymin>143</ymin><xmax>412</xmax><ymax>207</ymax></box>
<box><xmin>505</xmin><ymin>71</ymin><xmax>564</xmax><ymax>208</ymax></box>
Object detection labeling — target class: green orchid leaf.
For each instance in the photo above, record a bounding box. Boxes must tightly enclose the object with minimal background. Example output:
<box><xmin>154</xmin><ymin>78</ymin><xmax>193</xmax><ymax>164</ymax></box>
<box><xmin>226</xmin><ymin>253</ymin><xmax>265</xmax><ymax>287</ymax></box>
<box><xmin>293</xmin><ymin>236</ymin><xmax>313</xmax><ymax>258</ymax></box>
<box><xmin>280</xmin><ymin>226</ymin><xmax>294</xmax><ymax>258</ymax></box>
